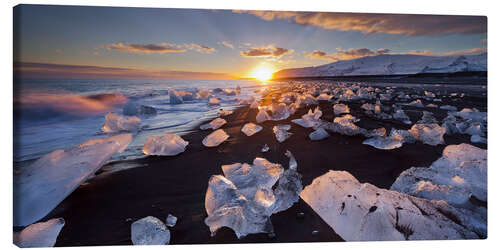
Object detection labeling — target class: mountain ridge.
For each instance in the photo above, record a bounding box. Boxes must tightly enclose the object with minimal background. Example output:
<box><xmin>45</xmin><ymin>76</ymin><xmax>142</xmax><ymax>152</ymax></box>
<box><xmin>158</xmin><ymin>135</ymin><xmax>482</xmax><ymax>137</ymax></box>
<box><xmin>273</xmin><ymin>53</ymin><xmax>487</xmax><ymax>79</ymax></box>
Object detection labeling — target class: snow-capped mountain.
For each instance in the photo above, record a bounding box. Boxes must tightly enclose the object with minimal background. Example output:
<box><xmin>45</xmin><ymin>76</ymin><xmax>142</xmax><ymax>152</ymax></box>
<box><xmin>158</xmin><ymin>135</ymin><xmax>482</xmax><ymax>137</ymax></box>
<box><xmin>274</xmin><ymin>53</ymin><xmax>487</xmax><ymax>78</ymax></box>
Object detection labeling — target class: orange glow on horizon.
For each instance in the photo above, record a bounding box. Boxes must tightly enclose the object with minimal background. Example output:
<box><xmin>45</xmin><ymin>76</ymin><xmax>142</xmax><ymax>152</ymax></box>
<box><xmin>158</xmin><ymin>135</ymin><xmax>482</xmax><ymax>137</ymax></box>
<box><xmin>250</xmin><ymin>64</ymin><xmax>275</xmax><ymax>81</ymax></box>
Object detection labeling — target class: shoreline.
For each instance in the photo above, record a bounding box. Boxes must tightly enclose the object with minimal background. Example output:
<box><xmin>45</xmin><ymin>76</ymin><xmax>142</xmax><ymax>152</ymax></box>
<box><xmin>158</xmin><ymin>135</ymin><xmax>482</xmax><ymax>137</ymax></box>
<box><xmin>44</xmin><ymin>83</ymin><xmax>486</xmax><ymax>246</ymax></box>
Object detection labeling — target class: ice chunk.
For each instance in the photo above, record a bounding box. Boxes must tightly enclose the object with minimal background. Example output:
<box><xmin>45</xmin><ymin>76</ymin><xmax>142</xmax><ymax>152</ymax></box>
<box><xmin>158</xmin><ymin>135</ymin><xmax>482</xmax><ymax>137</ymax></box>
<box><xmin>250</xmin><ymin>100</ymin><xmax>259</xmax><ymax>109</ymax></box>
<box><xmin>123</xmin><ymin>102</ymin><xmax>157</xmax><ymax>116</ymax></box>
<box><xmin>13</xmin><ymin>218</ymin><xmax>65</xmax><ymax>248</ymax></box>
<box><xmin>208</xmin><ymin>97</ymin><xmax>220</xmax><ymax>106</ymax></box>
<box><xmin>285</xmin><ymin>150</ymin><xmax>297</xmax><ymax>171</ymax></box>
<box><xmin>271</xmin><ymin>151</ymin><xmax>302</xmax><ymax>213</ymax></box>
<box><xmin>131</xmin><ymin>216</ymin><xmax>170</xmax><ymax>245</ymax></box>
<box><xmin>218</xmin><ymin>109</ymin><xmax>233</xmax><ymax>117</ymax></box>
<box><xmin>309</xmin><ymin>128</ymin><xmax>329</xmax><ymax>141</ymax></box>
<box><xmin>205</xmin><ymin>155</ymin><xmax>302</xmax><ymax>238</ymax></box>
<box><xmin>333</xmin><ymin>114</ymin><xmax>359</xmax><ymax>124</ymax></box>
<box><xmin>426</xmin><ymin>103</ymin><xmax>438</xmax><ymax>108</ymax></box>
<box><xmin>471</xmin><ymin>135</ymin><xmax>487</xmax><ymax>144</ymax></box>
<box><xmin>409</xmin><ymin>124</ymin><xmax>446</xmax><ymax>146</ymax></box>
<box><xmin>363</xmin><ymin>127</ymin><xmax>386</xmax><ymax>138</ymax></box>
<box><xmin>273</xmin><ymin>125</ymin><xmax>292</xmax><ymax>143</ymax></box>
<box><xmin>101</xmin><ymin>112</ymin><xmax>141</xmax><ymax>133</ymax></box>
<box><xmin>142</xmin><ymin>133</ymin><xmax>188</xmax><ymax>156</ymax></box>
<box><xmin>453</xmin><ymin>108</ymin><xmax>486</xmax><ymax>123</ymax></box>
<box><xmin>222</xmin><ymin>158</ymin><xmax>284</xmax><ymax>198</ymax></box>
<box><xmin>392</xmin><ymin>108</ymin><xmax>411</xmax><ymax>124</ymax></box>
<box><xmin>241</xmin><ymin>123</ymin><xmax>263</xmax><ymax>136</ymax></box>
<box><xmin>333</xmin><ymin>103</ymin><xmax>350</xmax><ymax>115</ymax></box>
<box><xmin>261</xmin><ymin>144</ymin><xmax>270</xmax><ymax>152</ymax></box>
<box><xmin>165</xmin><ymin>214</ymin><xmax>177</xmax><ymax>227</ymax></box>
<box><xmin>14</xmin><ymin>134</ymin><xmax>132</xmax><ymax>226</ymax></box>
<box><xmin>317</xmin><ymin>93</ymin><xmax>332</xmax><ymax>101</ymax></box>
<box><xmin>204</xmin><ymin>175</ymin><xmax>273</xmax><ymax>239</ymax></box>
<box><xmin>301</xmin><ymin>170</ymin><xmax>480</xmax><ymax>241</ymax></box>
<box><xmin>405</xmin><ymin>99</ymin><xmax>424</xmax><ymax>107</ymax></box>
<box><xmin>181</xmin><ymin>92</ymin><xmax>194</xmax><ymax>101</ymax></box>
<box><xmin>440</xmin><ymin>105</ymin><xmax>458</xmax><ymax>111</ymax></box>
<box><xmin>267</xmin><ymin>103</ymin><xmax>291</xmax><ymax>121</ymax></box>
<box><xmin>202</xmin><ymin>129</ymin><xmax>229</xmax><ymax>147</ymax></box>
<box><xmin>197</xmin><ymin>89</ymin><xmax>211</xmax><ymax>99</ymax></box>
<box><xmin>291</xmin><ymin>107</ymin><xmax>322</xmax><ymax>128</ymax></box>
<box><xmin>389</xmin><ymin>129</ymin><xmax>416</xmax><ymax>143</ymax></box>
<box><xmin>363</xmin><ymin>136</ymin><xmax>403</xmax><ymax>150</ymax></box>
<box><xmin>417</xmin><ymin>111</ymin><xmax>437</xmax><ymax>124</ymax></box>
<box><xmin>169</xmin><ymin>90</ymin><xmax>183</xmax><ymax>104</ymax></box>
<box><xmin>392</xmin><ymin>144</ymin><xmax>487</xmax><ymax>205</ymax></box>
<box><xmin>200</xmin><ymin>118</ymin><xmax>227</xmax><ymax>130</ymax></box>
<box><xmin>256</xmin><ymin>109</ymin><xmax>271</xmax><ymax>123</ymax></box>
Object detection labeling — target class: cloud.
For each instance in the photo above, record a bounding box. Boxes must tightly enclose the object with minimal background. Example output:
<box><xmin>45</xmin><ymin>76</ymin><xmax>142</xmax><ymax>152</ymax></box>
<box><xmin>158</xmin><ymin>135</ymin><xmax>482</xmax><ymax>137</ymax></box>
<box><xmin>218</xmin><ymin>41</ymin><xmax>234</xmax><ymax>49</ymax></box>
<box><xmin>101</xmin><ymin>42</ymin><xmax>186</xmax><ymax>54</ymax></box>
<box><xmin>241</xmin><ymin>45</ymin><xmax>294</xmax><ymax>58</ymax></box>
<box><xmin>404</xmin><ymin>47</ymin><xmax>487</xmax><ymax>56</ymax></box>
<box><xmin>184</xmin><ymin>43</ymin><xmax>216</xmax><ymax>53</ymax></box>
<box><xmin>305</xmin><ymin>47</ymin><xmax>486</xmax><ymax>62</ymax></box>
<box><xmin>305</xmin><ymin>48</ymin><xmax>390</xmax><ymax>61</ymax></box>
<box><xmin>14</xmin><ymin>62</ymin><xmax>235</xmax><ymax>80</ymax></box>
<box><xmin>234</xmin><ymin>10</ymin><xmax>486</xmax><ymax>36</ymax></box>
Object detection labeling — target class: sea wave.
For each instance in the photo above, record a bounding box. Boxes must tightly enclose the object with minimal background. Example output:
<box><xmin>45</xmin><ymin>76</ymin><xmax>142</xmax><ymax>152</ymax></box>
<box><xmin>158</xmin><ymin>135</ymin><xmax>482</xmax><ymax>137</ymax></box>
<box><xmin>14</xmin><ymin>91</ymin><xmax>128</xmax><ymax>120</ymax></box>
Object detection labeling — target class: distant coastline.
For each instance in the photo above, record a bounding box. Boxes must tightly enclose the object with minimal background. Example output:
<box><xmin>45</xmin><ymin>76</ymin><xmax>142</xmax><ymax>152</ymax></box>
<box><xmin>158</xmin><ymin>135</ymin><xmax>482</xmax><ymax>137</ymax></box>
<box><xmin>272</xmin><ymin>71</ymin><xmax>487</xmax><ymax>85</ymax></box>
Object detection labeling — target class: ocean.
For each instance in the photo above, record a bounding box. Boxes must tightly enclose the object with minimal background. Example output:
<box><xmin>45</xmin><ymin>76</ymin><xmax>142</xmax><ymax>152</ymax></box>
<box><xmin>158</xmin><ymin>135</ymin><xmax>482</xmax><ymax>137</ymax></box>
<box><xmin>14</xmin><ymin>78</ymin><xmax>272</xmax><ymax>165</ymax></box>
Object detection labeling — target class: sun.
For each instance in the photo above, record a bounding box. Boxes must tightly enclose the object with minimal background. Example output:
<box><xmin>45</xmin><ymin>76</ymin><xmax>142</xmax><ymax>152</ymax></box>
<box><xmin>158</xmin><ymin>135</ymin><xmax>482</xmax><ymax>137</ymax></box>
<box><xmin>251</xmin><ymin>66</ymin><xmax>274</xmax><ymax>81</ymax></box>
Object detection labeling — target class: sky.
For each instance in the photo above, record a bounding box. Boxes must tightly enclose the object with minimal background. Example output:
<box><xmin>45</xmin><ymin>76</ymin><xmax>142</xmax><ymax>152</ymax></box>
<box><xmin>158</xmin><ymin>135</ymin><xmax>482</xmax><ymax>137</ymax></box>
<box><xmin>13</xmin><ymin>4</ymin><xmax>487</xmax><ymax>79</ymax></box>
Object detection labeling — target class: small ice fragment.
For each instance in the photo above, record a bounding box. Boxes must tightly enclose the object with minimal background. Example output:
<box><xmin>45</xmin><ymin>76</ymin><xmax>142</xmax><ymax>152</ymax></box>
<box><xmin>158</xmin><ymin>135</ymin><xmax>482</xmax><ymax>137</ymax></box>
<box><xmin>471</xmin><ymin>135</ymin><xmax>487</xmax><ymax>144</ymax></box>
<box><xmin>101</xmin><ymin>112</ymin><xmax>141</xmax><ymax>133</ymax></box>
<box><xmin>142</xmin><ymin>133</ymin><xmax>188</xmax><ymax>156</ymax></box>
<box><xmin>362</xmin><ymin>136</ymin><xmax>403</xmax><ymax>150</ymax></box>
<box><xmin>202</xmin><ymin>129</ymin><xmax>230</xmax><ymax>147</ymax></box>
<box><xmin>218</xmin><ymin>109</ymin><xmax>233</xmax><ymax>117</ymax></box>
<box><xmin>426</xmin><ymin>103</ymin><xmax>438</xmax><ymax>108</ymax></box>
<box><xmin>131</xmin><ymin>216</ymin><xmax>170</xmax><ymax>245</ymax></box>
<box><xmin>317</xmin><ymin>93</ymin><xmax>332</xmax><ymax>101</ymax></box>
<box><xmin>13</xmin><ymin>218</ymin><xmax>65</xmax><ymax>248</ymax></box>
<box><xmin>197</xmin><ymin>89</ymin><xmax>211</xmax><ymax>99</ymax></box>
<box><xmin>309</xmin><ymin>128</ymin><xmax>329</xmax><ymax>141</ymax></box>
<box><xmin>440</xmin><ymin>105</ymin><xmax>458</xmax><ymax>111</ymax></box>
<box><xmin>165</xmin><ymin>214</ymin><xmax>177</xmax><ymax>227</ymax></box>
<box><xmin>256</xmin><ymin>109</ymin><xmax>271</xmax><ymax>123</ymax></box>
<box><xmin>208</xmin><ymin>97</ymin><xmax>220</xmax><ymax>105</ymax></box>
<box><xmin>169</xmin><ymin>90</ymin><xmax>183</xmax><ymax>104</ymax></box>
<box><xmin>392</xmin><ymin>109</ymin><xmax>411</xmax><ymax>124</ymax></box>
<box><xmin>261</xmin><ymin>144</ymin><xmax>270</xmax><ymax>152</ymax></box>
<box><xmin>123</xmin><ymin>102</ymin><xmax>157</xmax><ymax>116</ymax></box>
<box><xmin>417</xmin><ymin>111</ymin><xmax>437</xmax><ymax>124</ymax></box>
<box><xmin>405</xmin><ymin>99</ymin><xmax>424</xmax><ymax>107</ymax></box>
<box><xmin>200</xmin><ymin>118</ymin><xmax>227</xmax><ymax>130</ymax></box>
<box><xmin>273</xmin><ymin>125</ymin><xmax>292</xmax><ymax>143</ymax></box>
<box><xmin>285</xmin><ymin>150</ymin><xmax>297</xmax><ymax>171</ymax></box>
<box><xmin>241</xmin><ymin>123</ymin><xmax>263</xmax><ymax>136</ymax></box>
<box><xmin>333</xmin><ymin>103</ymin><xmax>350</xmax><ymax>115</ymax></box>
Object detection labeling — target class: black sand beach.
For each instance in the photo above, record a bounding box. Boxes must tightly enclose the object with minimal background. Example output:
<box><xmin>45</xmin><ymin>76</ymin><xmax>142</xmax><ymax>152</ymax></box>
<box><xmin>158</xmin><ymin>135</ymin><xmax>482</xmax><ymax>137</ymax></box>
<box><xmin>46</xmin><ymin>82</ymin><xmax>487</xmax><ymax>246</ymax></box>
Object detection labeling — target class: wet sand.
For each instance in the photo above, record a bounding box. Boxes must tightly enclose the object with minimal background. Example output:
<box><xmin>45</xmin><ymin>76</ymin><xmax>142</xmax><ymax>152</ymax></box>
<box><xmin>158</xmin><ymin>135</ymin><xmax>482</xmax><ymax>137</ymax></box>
<box><xmin>47</xmin><ymin>83</ymin><xmax>487</xmax><ymax>246</ymax></box>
